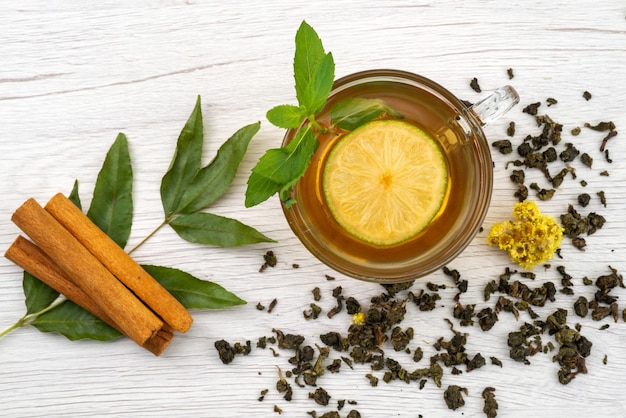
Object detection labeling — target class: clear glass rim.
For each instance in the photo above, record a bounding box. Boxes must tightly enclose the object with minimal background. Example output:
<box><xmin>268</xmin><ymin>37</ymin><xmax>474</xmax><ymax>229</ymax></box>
<box><xmin>281</xmin><ymin>69</ymin><xmax>494</xmax><ymax>283</ymax></box>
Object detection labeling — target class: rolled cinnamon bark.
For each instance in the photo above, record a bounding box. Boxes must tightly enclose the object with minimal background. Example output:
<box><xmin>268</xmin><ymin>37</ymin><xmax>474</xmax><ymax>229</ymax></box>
<box><xmin>45</xmin><ymin>193</ymin><xmax>192</xmax><ymax>333</ymax></box>
<box><xmin>11</xmin><ymin>198</ymin><xmax>166</xmax><ymax>350</ymax></box>
<box><xmin>4</xmin><ymin>235</ymin><xmax>173</xmax><ymax>355</ymax></box>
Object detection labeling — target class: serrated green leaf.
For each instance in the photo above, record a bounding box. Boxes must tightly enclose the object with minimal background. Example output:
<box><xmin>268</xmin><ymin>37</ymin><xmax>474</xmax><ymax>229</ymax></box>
<box><xmin>331</xmin><ymin>97</ymin><xmax>405</xmax><ymax>131</ymax></box>
<box><xmin>142</xmin><ymin>265</ymin><xmax>246</xmax><ymax>309</ymax></box>
<box><xmin>169</xmin><ymin>212</ymin><xmax>275</xmax><ymax>247</ymax></box>
<box><xmin>175</xmin><ymin>122</ymin><xmax>260</xmax><ymax>215</ymax></box>
<box><xmin>245</xmin><ymin>170</ymin><xmax>282</xmax><ymax>208</ymax></box>
<box><xmin>306</xmin><ymin>52</ymin><xmax>335</xmax><ymax>115</ymax></box>
<box><xmin>23</xmin><ymin>271</ymin><xmax>59</xmax><ymax>315</ymax></box>
<box><xmin>161</xmin><ymin>95</ymin><xmax>203</xmax><ymax>218</ymax></box>
<box><xmin>68</xmin><ymin>179</ymin><xmax>82</xmax><ymax>210</ymax></box>
<box><xmin>267</xmin><ymin>104</ymin><xmax>306</xmax><ymax>129</ymax></box>
<box><xmin>245</xmin><ymin>128</ymin><xmax>319</xmax><ymax>207</ymax></box>
<box><xmin>86</xmin><ymin>133</ymin><xmax>133</xmax><ymax>248</ymax></box>
<box><xmin>294</xmin><ymin>21</ymin><xmax>329</xmax><ymax>112</ymax></box>
<box><xmin>31</xmin><ymin>300</ymin><xmax>121</xmax><ymax>341</ymax></box>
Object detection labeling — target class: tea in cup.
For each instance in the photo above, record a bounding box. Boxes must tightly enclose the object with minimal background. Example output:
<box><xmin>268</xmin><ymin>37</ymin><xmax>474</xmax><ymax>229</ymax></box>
<box><xmin>282</xmin><ymin>70</ymin><xmax>519</xmax><ymax>283</ymax></box>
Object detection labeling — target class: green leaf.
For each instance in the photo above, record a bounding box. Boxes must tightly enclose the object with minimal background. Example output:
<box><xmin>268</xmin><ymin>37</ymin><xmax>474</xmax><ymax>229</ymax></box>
<box><xmin>245</xmin><ymin>127</ymin><xmax>319</xmax><ymax>207</ymax></box>
<box><xmin>331</xmin><ymin>98</ymin><xmax>405</xmax><ymax>131</ymax></box>
<box><xmin>176</xmin><ymin>122</ymin><xmax>260</xmax><ymax>214</ymax></box>
<box><xmin>31</xmin><ymin>300</ymin><xmax>121</xmax><ymax>341</ymax></box>
<box><xmin>23</xmin><ymin>271</ymin><xmax>59</xmax><ymax>315</ymax></box>
<box><xmin>306</xmin><ymin>52</ymin><xmax>335</xmax><ymax>115</ymax></box>
<box><xmin>169</xmin><ymin>212</ymin><xmax>275</xmax><ymax>247</ymax></box>
<box><xmin>68</xmin><ymin>179</ymin><xmax>82</xmax><ymax>210</ymax></box>
<box><xmin>142</xmin><ymin>265</ymin><xmax>246</xmax><ymax>309</ymax></box>
<box><xmin>245</xmin><ymin>169</ymin><xmax>282</xmax><ymax>208</ymax></box>
<box><xmin>267</xmin><ymin>104</ymin><xmax>306</xmax><ymax>129</ymax></box>
<box><xmin>161</xmin><ymin>95</ymin><xmax>204</xmax><ymax>218</ymax></box>
<box><xmin>86</xmin><ymin>133</ymin><xmax>133</xmax><ymax>248</ymax></box>
<box><xmin>294</xmin><ymin>21</ymin><xmax>333</xmax><ymax>113</ymax></box>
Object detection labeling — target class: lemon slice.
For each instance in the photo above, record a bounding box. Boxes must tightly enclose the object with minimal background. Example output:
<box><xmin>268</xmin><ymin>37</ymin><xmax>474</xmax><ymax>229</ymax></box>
<box><xmin>323</xmin><ymin>119</ymin><xmax>448</xmax><ymax>246</ymax></box>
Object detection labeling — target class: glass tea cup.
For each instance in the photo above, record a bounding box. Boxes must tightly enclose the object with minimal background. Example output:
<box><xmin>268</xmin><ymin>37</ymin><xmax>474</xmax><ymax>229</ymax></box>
<box><xmin>281</xmin><ymin>69</ymin><xmax>519</xmax><ymax>283</ymax></box>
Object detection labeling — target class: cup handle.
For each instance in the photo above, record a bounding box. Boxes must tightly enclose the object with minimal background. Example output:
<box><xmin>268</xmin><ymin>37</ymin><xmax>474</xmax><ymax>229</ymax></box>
<box><xmin>468</xmin><ymin>85</ymin><xmax>520</xmax><ymax>126</ymax></box>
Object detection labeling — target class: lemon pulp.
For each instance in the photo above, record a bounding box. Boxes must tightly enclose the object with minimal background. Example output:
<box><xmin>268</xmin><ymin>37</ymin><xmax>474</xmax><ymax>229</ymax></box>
<box><xmin>322</xmin><ymin>119</ymin><xmax>448</xmax><ymax>246</ymax></box>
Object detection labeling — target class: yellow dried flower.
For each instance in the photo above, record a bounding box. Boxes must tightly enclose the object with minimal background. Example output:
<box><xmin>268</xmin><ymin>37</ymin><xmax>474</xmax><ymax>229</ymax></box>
<box><xmin>352</xmin><ymin>312</ymin><xmax>366</xmax><ymax>325</ymax></box>
<box><xmin>487</xmin><ymin>200</ymin><xmax>563</xmax><ymax>270</ymax></box>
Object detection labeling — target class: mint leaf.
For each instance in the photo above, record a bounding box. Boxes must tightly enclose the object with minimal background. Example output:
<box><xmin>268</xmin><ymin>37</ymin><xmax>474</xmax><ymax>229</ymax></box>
<box><xmin>31</xmin><ymin>300</ymin><xmax>122</xmax><ymax>341</ymax></box>
<box><xmin>245</xmin><ymin>127</ymin><xmax>318</xmax><ymax>207</ymax></box>
<box><xmin>176</xmin><ymin>122</ymin><xmax>260</xmax><ymax>214</ymax></box>
<box><xmin>86</xmin><ymin>133</ymin><xmax>133</xmax><ymax>248</ymax></box>
<box><xmin>245</xmin><ymin>21</ymin><xmax>333</xmax><ymax>207</ymax></box>
<box><xmin>267</xmin><ymin>104</ymin><xmax>306</xmax><ymax>129</ymax></box>
<box><xmin>306</xmin><ymin>51</ymin><xmax>335</xmax><ymax>114</ymax></box>
<box><xmin>142</xmin><ymin>265</ymin><xmax>246</xmax><ymax>309</ymax></box>
<box><xmin>169</xmin><ymin>212</ymin><xmax>275</xmax><ymax>247</ymax></box>
<box><xmin>331</xmin><ymin>98</ymin><xmax>405</xmax><ymax>131</ymax></box>
<box><xmin>294</xmin><ymin>20</ymin><xmax>327</xmax><ymax>111</ymax></box>
<box><xmin>23</xmin><ymin>271</ymin><xmax>59</xmax><ymax>315</ymax></box>
<box><xmin>161</xmin><ymin>95</ymin><xmax>203</xmax><ymax>218</ymax></box>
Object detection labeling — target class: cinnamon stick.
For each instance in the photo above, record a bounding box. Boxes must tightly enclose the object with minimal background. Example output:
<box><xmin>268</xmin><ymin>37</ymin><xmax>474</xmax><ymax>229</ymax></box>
<box><xmin>5</xmin><ymin>235</ymin><xmax>119</xmax><ymax>329</ymax></box>
<box><xmin>11</xmin><ymin>198</ymin><xmax>166</xmax><ymax>349</ymax></box>
<box><xmin>4</xmin><ymin>236</ymin><xmax>173</xmax><ymax>355</ymax></box>
<box><xmin>45</xmin><ymin>193</ymin><xmax>192</xmax><ymax>333</ymax></box>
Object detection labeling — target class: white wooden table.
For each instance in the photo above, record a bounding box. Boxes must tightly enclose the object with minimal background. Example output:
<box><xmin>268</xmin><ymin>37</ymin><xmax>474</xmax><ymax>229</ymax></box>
<box><xmin>2</xmin><ymin>1</ymin><xmax>626</xmax><ymax>417</ymax></box>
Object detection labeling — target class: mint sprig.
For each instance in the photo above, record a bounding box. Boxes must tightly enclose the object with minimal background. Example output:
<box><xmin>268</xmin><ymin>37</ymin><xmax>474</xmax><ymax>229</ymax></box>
<box><xmin>245</xmin><ymin>21</ymin><xmax>334</xmax><ymax>208</ymax></box>
<box><xmin>245</xmin><ymin>21</ymin><xmax>403</xmax><ymax>208</ymax></box>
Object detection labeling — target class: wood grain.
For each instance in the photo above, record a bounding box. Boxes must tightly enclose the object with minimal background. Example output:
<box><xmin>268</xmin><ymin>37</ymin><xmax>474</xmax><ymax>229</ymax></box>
<box><xmin>1</xmin><ymin>0</ymin><xmax>625</xmax><ymax>416</ymax></box>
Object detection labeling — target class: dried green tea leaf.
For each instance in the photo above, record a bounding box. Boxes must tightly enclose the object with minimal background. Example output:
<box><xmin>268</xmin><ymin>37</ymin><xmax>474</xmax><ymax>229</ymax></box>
<box><xmin>87</xmin><ymin>133</ymin><xmax>133</xmax><ymax>248</ymax></box>
<box><xmin>176</xmin><ymin>122</ymin><xmax>260</xmax><ymax>214</ymax></box>
<box><xmin>31</xmin><ymin>300</ymin><xmax>121</xmax><ymax>341</ymax></box>
<box><xmin>161</xmin><ymin>96</ymin><xmax>203</xmax><ymax>218</ymax></box>
<box><xmin>23</xmin><ymin>271</ymin><xmax>59</xmax><ymax>315</ymax></box>
<box><xmin>169</xmin><ymin>212</ymin><xmax>275</xmax><ymax>247</ymax></box>
<box><xmin>142</xmin><ymin>265</ymin><xmax>246</xmax><ymax>309</ymax></box>
<box><xmin>444</xmin><ymin>385</ymin><xmax>467</xmax><ymax>410</ymax></box>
